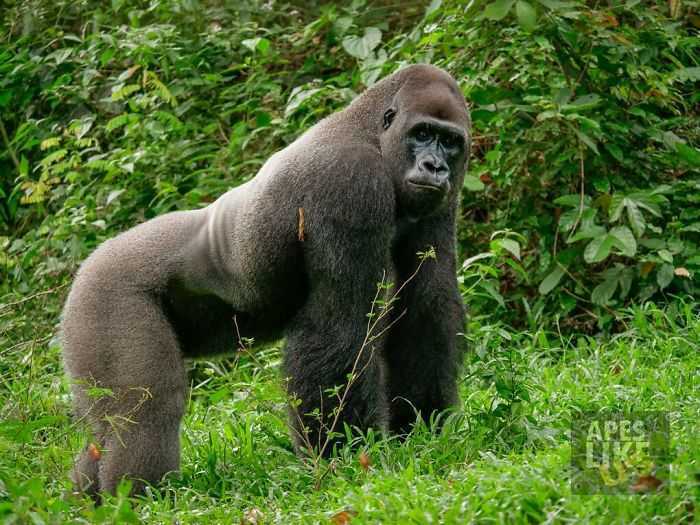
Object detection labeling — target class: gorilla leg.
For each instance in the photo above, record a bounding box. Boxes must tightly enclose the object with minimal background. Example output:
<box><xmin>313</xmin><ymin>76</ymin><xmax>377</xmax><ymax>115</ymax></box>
<box><xmin>65</xmin><ymin>291</ymin><xmax>186</xmax><ymax>495</ymax></box>
<box><xmin>387</xmin><ymin>218</ymin><xmax>465</xmax><ymax>434</ymax></box>
<box><xmin>283</xmin><ymin>300</ymin><xmax>389</xmax><ymax>455</ymax></box>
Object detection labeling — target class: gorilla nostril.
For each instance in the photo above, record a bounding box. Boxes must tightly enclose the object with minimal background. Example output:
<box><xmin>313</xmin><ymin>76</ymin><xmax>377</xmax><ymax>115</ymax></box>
<box><xmin>420</xmin><ymin>158</ymin><xmax>438</xmax><ymax>173</ymax></box>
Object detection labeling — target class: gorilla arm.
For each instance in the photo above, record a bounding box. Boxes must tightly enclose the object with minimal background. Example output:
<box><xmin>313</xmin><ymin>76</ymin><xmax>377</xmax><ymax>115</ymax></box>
<box><xmin>385</xmin><ymin>208</ymin><xmax>465</xmax><ymax>434</ymax></box>
<box><xmin>281</xmin><ymin>146</ymin><xmax>396</xmax><ymax>454</ymax></box>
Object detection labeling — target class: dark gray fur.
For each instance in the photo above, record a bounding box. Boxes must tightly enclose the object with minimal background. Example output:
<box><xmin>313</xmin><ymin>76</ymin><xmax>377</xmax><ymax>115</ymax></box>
<box><xmin>61</xmin><ymin>64</ymin><xmax>471</xmax><ymax>496</ymax></box>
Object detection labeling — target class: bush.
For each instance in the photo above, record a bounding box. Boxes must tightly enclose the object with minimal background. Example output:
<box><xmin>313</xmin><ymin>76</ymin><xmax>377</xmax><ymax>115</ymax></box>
<box><xmin>1</xmin><ymin>0</ymin><xmax>698</xmax><ymax>331</ymax></box>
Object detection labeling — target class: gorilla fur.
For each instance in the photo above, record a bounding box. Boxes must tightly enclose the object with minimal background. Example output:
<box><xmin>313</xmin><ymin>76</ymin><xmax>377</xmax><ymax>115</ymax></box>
<box><xmin>61</xmin><ymin>64</ymin><xmax>471</xmax><ymax>496</ymax></box>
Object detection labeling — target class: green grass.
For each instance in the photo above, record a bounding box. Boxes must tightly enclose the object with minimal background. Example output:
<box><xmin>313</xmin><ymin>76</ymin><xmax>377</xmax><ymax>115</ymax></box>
<box><xmin>1</xmin><ymin>294</ymin><xmax>698</xmax><ymax>524</ymax></box>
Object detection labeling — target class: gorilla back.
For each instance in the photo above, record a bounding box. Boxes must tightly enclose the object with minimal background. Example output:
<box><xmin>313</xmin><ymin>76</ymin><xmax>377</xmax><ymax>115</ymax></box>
<box><xmin>61</xmin><ymin>64</ymin><xmax>471</xmax><ymax>496</ymax></box>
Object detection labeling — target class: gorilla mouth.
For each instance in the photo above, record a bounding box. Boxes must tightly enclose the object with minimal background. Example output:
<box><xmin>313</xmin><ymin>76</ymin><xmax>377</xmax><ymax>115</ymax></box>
<box><xmin>408</xmin><ymin>181</ymin><xmax>443</xmax><ymax>192</ymax></box>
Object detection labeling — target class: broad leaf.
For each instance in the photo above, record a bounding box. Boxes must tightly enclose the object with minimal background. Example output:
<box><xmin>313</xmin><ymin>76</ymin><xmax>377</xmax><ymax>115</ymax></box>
<box><xmin>609</xmin><ymin>226</ymin><xmax>637</xmax><ymax>257</ymax></box>
<box><xmin>463</xmin><ymin>175</ymin><xmax>485</xmax><ymax>191</ymax></box>
<box><xmin>484</xmin><ymin>0</ymin><xmax>515</xmax><ymax>20</ymax></box>
<box><xmin>516</xmin><ymin>1</ymin><xmax>537</xmax><ymax>31</ymax></box>
<box><xmin>584</xmin><ymin>235</ymin><xmax>614</xmax><ymax>263</ymax></box>
<box><xmin>342</xmin><ymin>27</ymin><xmax>382</xmax><ymax>59</ymax></box>
<box><xmin>656</xmin><ymin>264</ymin><xmax>674</xmax><ymax>289</ymax></box>
<box><xmin>500</xmin><ymin>238</ymin><xmax>521</xmax><ymax>260</ymax></box>
<box><xmin>591</xmin><ymin>275</ymin><xmax>617</xmax><ymax>305</ymax></box>
<box><xmin>539</xmin><ymin>265</ymin><xmax>565</xmax><ymax>295</ymax></box>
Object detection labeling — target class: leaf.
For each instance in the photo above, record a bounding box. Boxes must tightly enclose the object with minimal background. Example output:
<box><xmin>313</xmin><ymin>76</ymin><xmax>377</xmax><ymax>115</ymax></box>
<box><xmin>668</xmin><ymin>0</ymin><xmax>681</xmax><ymax>19</ymax></box>
<box><xmin>331</xmin><ymin>510</ymin><xmax>358</xmax><ymax>524</ymax></box>
<box><xmin>111</xmin><ymin>83</ymin><xmax>140</xmax><ymax>101</ymax></box>
<box><xmin>656</xmin><ymin>263</ymin><xmax>674</xmax><ymax>289</ymax></box>
<box><xmin>572</xmin><ymin>126</ymin><xmax>599</xmax><ymax>155</ymax></box>
<box><xmin>675</xmin><ymin>143</ymin><xmax>700</xmax><ymax>167</ymax></box>
<box><xmin>40</xmin><ymin>149</ymin><xmax>67</xmax><ymax>167</ymax></box>
<box><xmin>672</xmin><ymin>66</ymin><xmax>700</xmax><ymax>81</ymax></box>
<box><xmin>342</xmin><ymin>27</ymin><xmax>382</xmax><ymax>59</ymax></box>
<box><xmin>87</xmin><ymin>443</ymin><xmax>101</xmax><ymax>461</ymax></box>
<box><xmin>106</xmin><ymin>189</ymin><xmax>125</xmax><ymax>206</ymax></box>
<box><xmin>516</xmin><ymin>1</ymin><xmax>537</xmax><ymax>31</ymax></box>
<box><xmin>539</xmin><ymin>265</ymin><xmax>565</xmax><ymax>295</ymax></box>
<box><xmin>626</xmin><ymin>201</ymin><xmax>645</xmax><ymax>237</ymax></box>
<box><xmin>608</xmin><ymin>194</ymin><xmax>625</xmax><ymax>222</ymax></box>
<box><xmin>584</xmin><ymin>235</ymin><xmax>614</xmax><ymax>263</ymax></box>
<box><xmin>609</xmin><ymin>226</ymin><xmax>637</xmax><ymax>257</ymax></box>
<box><xmin>619</xmin><ymin>267</ymin><xmax>633</xmax><ymax>298</ymax></box>
<box><xmin>462</xmin><ymin>252</ymin><xmax>495</xmax><ymax>269</ymax></box>
<box><xmin>463</xmin><ymin>174</ymin><xmax>485</xmax><ymax>191</ymax></box>
<box><xmin>358</xmin><ymin>451</ymin><xmax>371</xmax><ymax>471</ymax></box>
<box><xmin>631</xmin><ymin>474</ymin><xmax>663</xmax><ymax>493</ymax></box>
<box><xmin>40</xmin><ymin>137</ymin><xmax>60</xmax><ymax>150</ymax></box>
<box><xmin>19</xmin><ymin>155</ymin><xmax>28</xmax><ymax>177</ymax></box>
<box><xmin>480</xmin><ymin>280</ymin><xmax>505</xmax><ymax>307</ymax></box>
<box><xmin>591</xmin><ymin>275</ymin><xmax>617</xmax><ymax>305</ymax></box>
<box><xmin>242</xmin><ymin>37</ymin><xmax>271</xmax><ymax>54</ymax></box>
<box><xmin>106</xmin><ymin>114</ymin><xmax>130</xmax><ymax>132</ymax></box>
<box><xmin>284</xmin><ymin>86</ymin><xmax>322</xmax><ymax>117</ymax></box>
<box><xmin>484</xmin><ymin>0</ymin><xmax>515</xmax><ymax>20</ymax></box>
<box><xmin>562</xmin><ymin>94</ymin><xmax>600</xmax><ymax>112</ymax></box>
<box><xmin>658</xmin><ymin>249</ymin><xmax>673</xmax><ymax>263</ymax></box>
<box><xmin>499</xmin><ymin>238</ymin><xmax>521</xmax><ymax>260</ymax></box>
<box><xmin>426</xmin><ymin>0</ymin><xmax>443</xmax><ymax>16</ymax></box>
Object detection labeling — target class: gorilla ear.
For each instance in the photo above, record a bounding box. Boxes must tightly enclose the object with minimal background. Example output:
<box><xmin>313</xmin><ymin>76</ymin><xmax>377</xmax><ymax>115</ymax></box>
<box><xmin>383</xmin><ymin>108</ymin><xmax>396</xmax><ymax>130</ymax></box>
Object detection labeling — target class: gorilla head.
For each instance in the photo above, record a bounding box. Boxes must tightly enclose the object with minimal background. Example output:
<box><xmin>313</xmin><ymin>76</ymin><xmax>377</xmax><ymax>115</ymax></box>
<box><xmin>379</xmin><ymin>69</ymin><xmax>471</xmax><ymax>218</ymax></box>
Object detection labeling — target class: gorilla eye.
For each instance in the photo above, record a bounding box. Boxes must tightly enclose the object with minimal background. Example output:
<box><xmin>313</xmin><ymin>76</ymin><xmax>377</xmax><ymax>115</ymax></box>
<box><xmin>383</xmin><ymin>108</ymin><xmax>396</xmax><ymax>130</ymax></box>
<box><xmin>415</xmin><ymin>128</ymin><xmax>431</xmax><ymax>142</ymax></box>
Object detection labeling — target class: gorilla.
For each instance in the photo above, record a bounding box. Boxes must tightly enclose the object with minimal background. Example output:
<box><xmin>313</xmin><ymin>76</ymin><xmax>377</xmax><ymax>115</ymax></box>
<box><xmin>61</xmin><ymin>64</ymin><xmax>471</xmax><ymax>496</ymax></box>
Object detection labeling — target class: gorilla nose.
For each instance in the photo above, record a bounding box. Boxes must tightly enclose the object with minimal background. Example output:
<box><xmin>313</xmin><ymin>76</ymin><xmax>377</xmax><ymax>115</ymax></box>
<box><xmin>419</xmin><ymin>157</ymin><xmax>448</xmax><ymax>176</ymax></box>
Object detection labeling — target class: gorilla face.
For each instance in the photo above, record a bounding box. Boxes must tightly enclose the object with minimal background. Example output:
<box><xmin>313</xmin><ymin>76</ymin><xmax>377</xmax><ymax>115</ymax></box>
<box><xmin>381</xmin><ymin>79</ymin><xmax>470</xmax><ymax>219</ymax></box>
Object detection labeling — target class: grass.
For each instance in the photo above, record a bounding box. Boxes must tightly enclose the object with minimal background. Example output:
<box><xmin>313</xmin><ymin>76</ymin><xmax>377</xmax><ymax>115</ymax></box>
<box><xmin>1</xmin><ymin>291</ymin><xmax>698</xmax><ymax>524</ymax></box>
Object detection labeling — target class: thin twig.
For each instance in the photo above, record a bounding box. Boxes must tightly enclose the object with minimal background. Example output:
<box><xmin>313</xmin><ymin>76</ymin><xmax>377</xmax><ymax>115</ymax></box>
<box><xmin>0</xmin><ymin>283</ymin><xmax>68</xmax><ymax>314</ymax></box>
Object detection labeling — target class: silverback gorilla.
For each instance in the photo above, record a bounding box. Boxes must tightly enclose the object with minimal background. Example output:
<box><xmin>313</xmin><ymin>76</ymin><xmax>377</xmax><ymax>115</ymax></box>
<box><xmin>61</xmin><ymin>64</ymin><xmax>471</xmax><ymax>496</ymax></box>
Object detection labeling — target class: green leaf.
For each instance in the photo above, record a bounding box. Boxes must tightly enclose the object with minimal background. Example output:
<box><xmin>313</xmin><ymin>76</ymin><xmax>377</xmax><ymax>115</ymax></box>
<box><xmin>562</xmin><ymin>94</ymin><xmax>600</xmax><ymax>112</ymax></box>
<box><xmin>584</xmin><ymin>235</ymin><xmax>614</xmax><ymax>263</ymax></box>
<box><xmin>572</xmin><ymin>126</ymin><xmax>599</xmax><ymax>155</ymax></box>
<box><xmin>342</xmin><ymin>27</ymin><xmax>382</xmax><ymax>59</ymax></box>
<box><xmin>539</xmin><ymin>265</ymin><xmax>565</xmax><ymax>295</ymax></box>
<box><xmin>591</xmin><ymin>275</ymin><xmax>617</xmax><ymax>305</ymax></box>
<box><xmin>426</xmin><ymin>0</ymin><xmax>443</xmax><ymax>16</ymax></box>
<box><xmin>656</xmin><ymin>264</ymin><xmax>674</xmax><ymax>289</ymax></box>
<box><xmin>19</xmin><ymin>155</ymin><xmax>28</xmax><ymax>177</ymax></box>
<box><xmin>672</xmin><ymin>66</ymin><xmax>700</xmax><ymax>81</ymax></box>
<box><xmin>500</xmin><ymin>238</ymin><xmax>521</xmax><ymax>260</ymax></box>
<box><xmin>675</xmin><ymin>143</ymin><xmax>700</xmax><ymax>167</ymax></box>
<box><xmin>626</xmin><ymin>201</ymin><xmax>645</xmax><ymax>238</ymax></box>
<box><xmin>463</xmin><ymin>175</ymin><xmax>485</xmax><ymax>191</ymax></box>
<box><xmin>516</xmin><ymin>1</ymin><xmax>537</xmax><ymax>31</ymax></box>
<box><xmin>242</xmin><ymin>37</ymin><xmax>271</xmax><ymax>54</ymax></box>
<box><xmin>658</xmin><ymin>249</ymin><xmax>673</xmax><ymax>264</ymax></box>
<box><xmin>484</xmin><ymin>0</ymin><xmax>515</xmax><ymax>21</ymax></box>
<box><xmin>609</xmin><ymin>194</ymin><xmax>625</xmax><ymax>222</ymax></box>
<box><xmin>605</xmin><ymin>142</ymin><xmax>624</xmax><ymax>162</ymax></box>
<box><xmin>480</xmin><ymin>280</ymin><xmax>505</xmax><ymax>307</ymax></box>
<box><xmin>609</xmin><ymin>226</ymin><xmax>637</xmax><ymax>257</ymax></box>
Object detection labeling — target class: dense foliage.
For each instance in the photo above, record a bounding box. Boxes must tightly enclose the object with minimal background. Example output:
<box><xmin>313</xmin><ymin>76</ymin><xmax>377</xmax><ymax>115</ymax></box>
<box><xmin>2</xmin><ymin>0</ymin><xmax>699</xmax><ymax>330</ymax></box>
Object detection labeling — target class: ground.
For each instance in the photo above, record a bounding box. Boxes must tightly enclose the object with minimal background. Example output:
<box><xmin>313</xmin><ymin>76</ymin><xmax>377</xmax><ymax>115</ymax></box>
<box><xmin>1</xmin><ymin>293</ymin><xmax>698</xmax><ymax>523</ymax></box>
